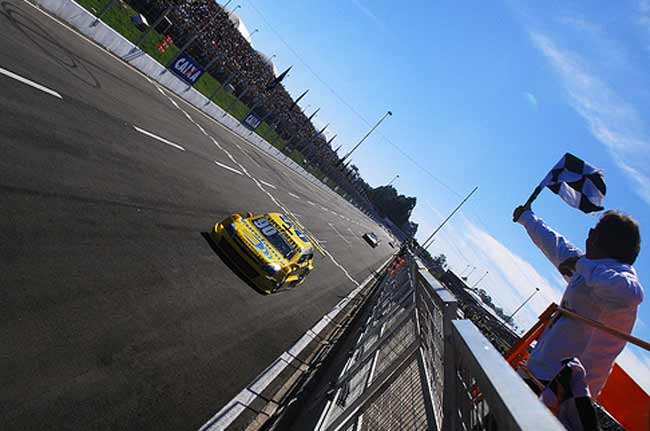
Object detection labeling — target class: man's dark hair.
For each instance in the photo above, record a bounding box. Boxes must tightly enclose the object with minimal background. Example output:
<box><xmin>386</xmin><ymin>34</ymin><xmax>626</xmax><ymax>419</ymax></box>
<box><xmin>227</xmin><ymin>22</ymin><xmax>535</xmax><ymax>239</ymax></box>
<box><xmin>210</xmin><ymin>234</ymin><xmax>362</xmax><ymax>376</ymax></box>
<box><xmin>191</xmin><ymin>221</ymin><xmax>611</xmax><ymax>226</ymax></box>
<box><xmin>595</xmin><ymin>210</ymin><xmax>641</xmax><ymax>265</ymax></box>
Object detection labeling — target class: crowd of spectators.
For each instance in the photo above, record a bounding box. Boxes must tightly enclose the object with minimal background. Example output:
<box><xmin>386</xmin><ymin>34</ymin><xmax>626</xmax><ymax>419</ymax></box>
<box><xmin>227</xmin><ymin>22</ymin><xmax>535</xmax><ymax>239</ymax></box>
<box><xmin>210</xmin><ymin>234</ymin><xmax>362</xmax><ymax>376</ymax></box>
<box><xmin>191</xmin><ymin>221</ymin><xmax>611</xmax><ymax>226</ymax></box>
<box><xmin>129</xmin><ymin>0</ymin><xmax>333</xmax><ymax>160</ymax></box>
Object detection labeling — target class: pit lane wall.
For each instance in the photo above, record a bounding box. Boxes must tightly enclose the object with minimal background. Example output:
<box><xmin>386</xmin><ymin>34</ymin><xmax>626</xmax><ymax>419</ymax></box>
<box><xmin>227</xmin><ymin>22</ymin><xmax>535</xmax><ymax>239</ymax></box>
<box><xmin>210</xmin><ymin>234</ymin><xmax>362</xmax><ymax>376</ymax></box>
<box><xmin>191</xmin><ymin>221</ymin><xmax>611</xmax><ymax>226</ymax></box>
<box><xmin>33</xmin><ymin>0</ymin><xmax>339</xmax><ymax>198</ymax></box>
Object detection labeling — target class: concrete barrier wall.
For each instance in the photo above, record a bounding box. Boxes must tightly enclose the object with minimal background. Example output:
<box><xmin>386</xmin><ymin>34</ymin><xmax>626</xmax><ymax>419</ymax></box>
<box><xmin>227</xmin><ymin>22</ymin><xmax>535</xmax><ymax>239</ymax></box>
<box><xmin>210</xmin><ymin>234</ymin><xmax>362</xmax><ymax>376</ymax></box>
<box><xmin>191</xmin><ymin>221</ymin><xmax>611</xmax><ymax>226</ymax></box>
<box><xmin>36</xmin><ymin>0</ymin><xmax>333</xmax><ymax>193</ymax></box>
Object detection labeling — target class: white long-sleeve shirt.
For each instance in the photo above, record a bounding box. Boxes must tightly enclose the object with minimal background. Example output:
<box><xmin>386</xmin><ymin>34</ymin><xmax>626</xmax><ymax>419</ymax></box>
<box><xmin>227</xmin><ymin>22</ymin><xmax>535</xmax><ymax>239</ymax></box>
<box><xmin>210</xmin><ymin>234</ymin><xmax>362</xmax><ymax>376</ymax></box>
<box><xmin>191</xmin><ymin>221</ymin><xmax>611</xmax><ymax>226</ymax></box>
<box><xmin>518</xmin><ymin>210</ymin><xmax>644</xmax><ymax>396</ymax></box>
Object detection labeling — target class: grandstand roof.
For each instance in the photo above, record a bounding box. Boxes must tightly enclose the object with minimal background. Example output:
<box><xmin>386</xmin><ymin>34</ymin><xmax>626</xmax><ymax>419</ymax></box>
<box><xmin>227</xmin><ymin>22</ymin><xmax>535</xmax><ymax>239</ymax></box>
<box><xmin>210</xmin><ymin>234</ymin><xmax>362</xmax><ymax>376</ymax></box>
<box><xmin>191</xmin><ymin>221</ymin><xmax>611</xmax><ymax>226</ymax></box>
<box><xmin>258</xmin><ymin>51</ymin><xmax>280</xmax><ymax>77</ymax></box>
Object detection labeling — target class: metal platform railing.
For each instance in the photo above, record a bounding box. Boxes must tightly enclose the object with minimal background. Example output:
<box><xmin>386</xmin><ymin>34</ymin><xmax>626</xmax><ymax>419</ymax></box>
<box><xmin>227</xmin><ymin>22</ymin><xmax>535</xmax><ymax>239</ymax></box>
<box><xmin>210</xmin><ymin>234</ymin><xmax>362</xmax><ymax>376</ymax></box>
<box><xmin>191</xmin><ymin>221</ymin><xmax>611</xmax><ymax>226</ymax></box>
<box><xmin>312</xmin><ymin>254</ymin><xmax>563</xmax><ymax>431</ymax></box>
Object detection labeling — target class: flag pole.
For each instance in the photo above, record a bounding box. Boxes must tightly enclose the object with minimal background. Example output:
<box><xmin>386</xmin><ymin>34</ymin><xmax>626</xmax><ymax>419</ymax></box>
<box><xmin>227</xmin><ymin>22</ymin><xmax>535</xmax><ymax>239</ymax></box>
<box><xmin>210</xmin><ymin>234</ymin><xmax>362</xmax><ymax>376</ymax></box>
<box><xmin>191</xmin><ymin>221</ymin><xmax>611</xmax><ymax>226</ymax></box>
<box><xmin>523</xmin><ymin>185</ymin><xmax>543</xmax><ymax>209</ymax></box>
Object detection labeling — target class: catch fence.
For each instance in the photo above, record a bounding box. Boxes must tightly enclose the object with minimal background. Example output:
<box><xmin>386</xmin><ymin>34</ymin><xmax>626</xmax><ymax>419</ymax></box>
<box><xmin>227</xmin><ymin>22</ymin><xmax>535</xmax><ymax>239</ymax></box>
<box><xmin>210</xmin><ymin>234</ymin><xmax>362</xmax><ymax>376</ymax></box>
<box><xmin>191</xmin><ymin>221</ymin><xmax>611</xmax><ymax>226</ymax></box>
<box><xmin>312</xmin><ymin>254</ymin><xmax>563</xmax><ymax>431</ymax></box>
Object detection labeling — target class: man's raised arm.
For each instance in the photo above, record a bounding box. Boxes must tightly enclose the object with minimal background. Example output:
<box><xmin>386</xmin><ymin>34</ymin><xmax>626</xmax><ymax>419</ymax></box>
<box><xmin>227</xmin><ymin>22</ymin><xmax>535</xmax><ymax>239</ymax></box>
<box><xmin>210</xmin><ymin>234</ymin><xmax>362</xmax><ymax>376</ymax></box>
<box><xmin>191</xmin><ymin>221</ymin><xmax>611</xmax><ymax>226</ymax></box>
<box><xmin>513</xmin><ymin>207</ymin><xmax>582</xmax><ymax>273</ymax></box>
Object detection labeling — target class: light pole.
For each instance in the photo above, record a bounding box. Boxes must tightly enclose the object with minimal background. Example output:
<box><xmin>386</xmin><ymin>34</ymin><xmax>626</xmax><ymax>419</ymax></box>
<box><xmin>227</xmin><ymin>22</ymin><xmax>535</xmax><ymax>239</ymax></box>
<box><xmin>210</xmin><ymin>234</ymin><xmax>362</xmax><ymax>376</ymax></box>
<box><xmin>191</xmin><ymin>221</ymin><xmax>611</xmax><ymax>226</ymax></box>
<box><xmin>510</xmin><ymin>288</ymin><xmax>540</xmax><ymax>319</ymax></box>
<box><xmin>387</xmin><ymin>174</ymin><xmax>399</xmax><ymax>186</ymax></box>
<box><xmin>421</xmin><ymin>186</ymin><xmax>478</xmax><ymax>250</ymax></box>
<box><xmin>221</xmin><ymin>0</ymin><xmax>233</xmax><ymax>9</ymax></box>
<box><xmin>459</xmin><ymin>264</ymin><xmax>471</xmax><ymax>276</ymax></box>
<box><xmin>339</xmin><ymin>110</ymin><xmax>392</xmax><ymax>165</ymax></box>
<box><xmin>464</xmin><ymin>266</ymin><xmax>478</xmax><ymax>280</ymax></box>
<box><xmin>250</xmin><ymin>28</ymin><xmax>259</xmax><ymax>38</ymax></box>
<box><xmin>471</xmin><ymin>271</ymin><xmax>488</xmax><ymax>289</ymax></box>
<box><xmin>228</xmin><ymin>5</ymin><xmax>241</xmax><ymax>17</ymax></box>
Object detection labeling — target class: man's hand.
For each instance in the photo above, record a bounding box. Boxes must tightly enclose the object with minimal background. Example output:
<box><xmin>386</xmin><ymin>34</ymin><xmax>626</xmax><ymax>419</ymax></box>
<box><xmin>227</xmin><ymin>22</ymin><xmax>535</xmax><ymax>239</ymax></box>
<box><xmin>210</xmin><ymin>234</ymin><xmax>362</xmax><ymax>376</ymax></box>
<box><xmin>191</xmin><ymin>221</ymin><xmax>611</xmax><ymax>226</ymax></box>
<box><xmin>558</xmin><ymin>256</ymin><xmax>582</xmax><ymax>277</ymax></box>
<box><xmin>513</xmin><ymin>204</ymin><xmax>531</xmax><ymax>223</ymax></box>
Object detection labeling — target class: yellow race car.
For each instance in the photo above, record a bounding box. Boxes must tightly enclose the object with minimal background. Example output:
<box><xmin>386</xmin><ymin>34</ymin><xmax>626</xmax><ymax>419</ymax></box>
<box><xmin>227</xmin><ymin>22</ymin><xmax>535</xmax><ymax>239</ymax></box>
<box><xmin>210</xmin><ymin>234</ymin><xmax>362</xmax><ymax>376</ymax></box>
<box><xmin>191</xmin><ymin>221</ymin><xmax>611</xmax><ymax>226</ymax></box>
<box><xmin>212</xmin><ymin>212</ymin><xmax>318</xmax><ymax>293</ymax></box>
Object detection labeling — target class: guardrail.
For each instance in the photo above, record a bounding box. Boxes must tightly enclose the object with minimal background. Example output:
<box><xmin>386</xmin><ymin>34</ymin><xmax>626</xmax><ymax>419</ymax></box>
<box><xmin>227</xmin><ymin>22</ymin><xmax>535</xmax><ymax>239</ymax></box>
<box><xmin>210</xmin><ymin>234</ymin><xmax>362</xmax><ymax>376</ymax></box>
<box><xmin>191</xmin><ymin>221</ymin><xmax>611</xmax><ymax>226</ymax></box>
<box><xmin>311</xmin><ymin>255</ymin><xmax>563</xmax><ymax>431</ymax></box>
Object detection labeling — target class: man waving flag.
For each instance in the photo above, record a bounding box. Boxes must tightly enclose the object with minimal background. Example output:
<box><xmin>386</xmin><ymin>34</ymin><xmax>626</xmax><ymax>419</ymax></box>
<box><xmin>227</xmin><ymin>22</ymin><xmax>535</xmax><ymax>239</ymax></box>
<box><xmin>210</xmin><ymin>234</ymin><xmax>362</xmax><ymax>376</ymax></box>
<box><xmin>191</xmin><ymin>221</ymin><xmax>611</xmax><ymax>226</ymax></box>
<box><xmin>525</xmin><ymin>153</ymin><xmax>606</xmax><ymax>213</ymax></box>
<box><xmin>512</xmin><ymin>152</ymin><xmax>644</xmax><ymax>431</ymax></box>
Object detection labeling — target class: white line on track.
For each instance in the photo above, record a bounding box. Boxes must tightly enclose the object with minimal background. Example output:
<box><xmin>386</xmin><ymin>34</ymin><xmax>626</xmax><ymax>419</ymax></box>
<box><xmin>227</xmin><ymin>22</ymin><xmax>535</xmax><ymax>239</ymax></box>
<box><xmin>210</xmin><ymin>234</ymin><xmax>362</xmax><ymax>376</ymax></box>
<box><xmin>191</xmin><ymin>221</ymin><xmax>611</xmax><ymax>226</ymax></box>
<box><xmin>236</xmin><ymin>144</ymin><xmax>262</xmax><ymax>168</ymax></box>
<box><xmin>210</xmin><ymin>137</ymin><xmax>223</xmax><ymax>150</ymax></box>
<box><xmin>133</xmin><ymin>126</ymin><xmax>185</xmax><ymax>151</ymax></box>
<box><xmin>225</xmin><ymin>152</ymin><xmax>243</xmax><ymax>170</ymax></box>
<box><xmin>0</xmin><ymin>66</ymin><xmax>62</xmax><ymax>99</ymax></box>
<box><xmin>237</xmin><ymin>163</ymin><xmax>250</xmax><ymax>178</ymax></box>
<box><xmin>308</xmin><ymin>201</ymin><xmax>316</xmax><ymax>206</ymax></box>
<box><xmin>320</xmin><ymin>206</ymin><xmax>328</xmax><ymax>211</ymax></box>
<box><xmin>259</xmin><ymin>180</ymin><xmax>276</xmax><ymax>189</ymax></box>
<box><xmin>328</xmin><ymin>222</ymin><xmax>351</xmax><ymax>245</ymax></box>
<box><xmin>180</xmin><ymin>109</ymin><xmax>193</xmax><ymax>122</ymax></box>
<box><xmin>214</xmin><ymin>161</ymin><xmax>242</xmax><ymax>175</ymax></box>
<box><xmin>288</xmin><ymin>192</ymin><xmax>300</xmax><ymax>199</ymax></box>
<box><xmin>165</xmin><ymin>96</ymin><xmax>179</xmax><ymax>108</ymax></box>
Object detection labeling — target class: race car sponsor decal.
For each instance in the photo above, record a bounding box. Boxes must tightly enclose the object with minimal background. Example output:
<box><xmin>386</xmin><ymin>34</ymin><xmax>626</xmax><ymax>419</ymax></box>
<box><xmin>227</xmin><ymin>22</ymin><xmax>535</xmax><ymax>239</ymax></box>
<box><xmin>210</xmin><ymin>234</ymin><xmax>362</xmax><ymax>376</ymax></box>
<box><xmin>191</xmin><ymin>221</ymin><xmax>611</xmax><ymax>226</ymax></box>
<box><xmin>253</xmin><ymin>217</ymin><xmax>278</xmax><ymax>236</ymax></box>
<box><xmin>242</xmin><ymin>231</ymin><xmax>273</xmax><ymax>259</ymax></box>
<box><xmin>239</xmin><ymin>219</ymin><xmax>285</xmax><ymax>262</ymax></box>
<box><xmin>251</xmin><ymin>217</ymin><xmax>295</xmax><ymax>259</ymax></box>
<box><xmin>279</xmin><ymin>215</ymin><xmax>294</xmax><ymax>227</ymax></box>
<box><xmin>294</xmin><ymin>229</ymin><xmax>309</xmax><ymax>243</ymax></box>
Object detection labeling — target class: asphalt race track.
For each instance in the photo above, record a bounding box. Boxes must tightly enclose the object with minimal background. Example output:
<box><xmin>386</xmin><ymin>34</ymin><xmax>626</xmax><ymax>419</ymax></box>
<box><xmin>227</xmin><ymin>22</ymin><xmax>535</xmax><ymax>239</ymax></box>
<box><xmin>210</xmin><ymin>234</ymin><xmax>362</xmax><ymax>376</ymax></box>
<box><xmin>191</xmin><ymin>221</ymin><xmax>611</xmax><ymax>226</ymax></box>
<box><xmin>0</xmin><ymin>1</ymin><xmax>395</xmax><ymax>429</ymax></box>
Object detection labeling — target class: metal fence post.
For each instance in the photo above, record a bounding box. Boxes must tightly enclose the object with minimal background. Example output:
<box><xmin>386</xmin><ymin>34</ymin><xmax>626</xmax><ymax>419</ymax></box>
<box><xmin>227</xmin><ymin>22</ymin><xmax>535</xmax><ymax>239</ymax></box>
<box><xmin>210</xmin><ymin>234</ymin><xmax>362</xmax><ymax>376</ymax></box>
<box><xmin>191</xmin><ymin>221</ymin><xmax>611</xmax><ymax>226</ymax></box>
<box><xmin>132</xmin><ymin>5</ymin><xmax>173</xmax><ymax>49</ymax></box>
<box><xmin>442</xmin><ymin>299</ymin><xmax>457</xmax><ymax>431</ymax></box>
<box><xmin>92</xmin><ymin>0</ymin><xmax>116</xmax><ymax>25</ymax></box>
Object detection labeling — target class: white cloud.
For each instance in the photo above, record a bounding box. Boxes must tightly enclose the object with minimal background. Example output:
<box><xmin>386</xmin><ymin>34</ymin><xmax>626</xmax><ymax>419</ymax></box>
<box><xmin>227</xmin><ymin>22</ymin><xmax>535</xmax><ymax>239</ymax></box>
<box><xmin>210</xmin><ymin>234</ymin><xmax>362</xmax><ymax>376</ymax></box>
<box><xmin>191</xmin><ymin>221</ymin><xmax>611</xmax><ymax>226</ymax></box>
<box><xmin>351</xmin><ymin>0</ymin><xmax>388</xmax><ymax>33</ymax></box>
<box><xmin>529</xmin><ymin>30</ymin><xmax>650</xmax><ymax>204</ymax></box>
<box><xmin>461</xmin><ymin>217</ymin><xmax>564</xmax><ymax>320</ymax></box>
<box><xmin>522</xmin><ymin>91</ymin><xmax>538</xmax><ymax>109</ymax></box>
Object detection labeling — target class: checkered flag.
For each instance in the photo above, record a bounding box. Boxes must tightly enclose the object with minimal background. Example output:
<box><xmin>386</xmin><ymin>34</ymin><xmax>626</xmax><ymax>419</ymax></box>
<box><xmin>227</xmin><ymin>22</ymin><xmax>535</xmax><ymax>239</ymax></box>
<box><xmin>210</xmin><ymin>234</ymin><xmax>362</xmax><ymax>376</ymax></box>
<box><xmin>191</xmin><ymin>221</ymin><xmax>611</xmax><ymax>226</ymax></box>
<box><xmin>526</xmin><ymin>153</ymin><xmax>606</xmax><ymax>213</ymax></box>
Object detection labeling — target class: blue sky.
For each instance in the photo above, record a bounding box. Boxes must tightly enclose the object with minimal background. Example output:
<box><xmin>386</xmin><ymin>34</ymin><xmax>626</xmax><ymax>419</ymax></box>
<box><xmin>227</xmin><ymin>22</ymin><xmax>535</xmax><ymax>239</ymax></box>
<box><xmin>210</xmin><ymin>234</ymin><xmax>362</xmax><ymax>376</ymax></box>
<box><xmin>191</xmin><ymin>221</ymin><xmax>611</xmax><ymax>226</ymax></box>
<box><xmin>230</xmin><ymin>0</ymin><xmax>650</xmax><ymax>392</ymax></box>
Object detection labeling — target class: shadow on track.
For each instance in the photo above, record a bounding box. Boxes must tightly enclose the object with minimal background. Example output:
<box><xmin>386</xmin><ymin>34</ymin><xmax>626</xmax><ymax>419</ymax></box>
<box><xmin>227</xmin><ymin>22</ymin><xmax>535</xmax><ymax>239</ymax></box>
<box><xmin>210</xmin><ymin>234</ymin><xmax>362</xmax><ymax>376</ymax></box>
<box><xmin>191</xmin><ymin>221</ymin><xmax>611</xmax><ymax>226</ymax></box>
<box><xmin>200</xmin><ymin>232</ymin><xmax>270</xmax><ymax>296</ymax></box>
